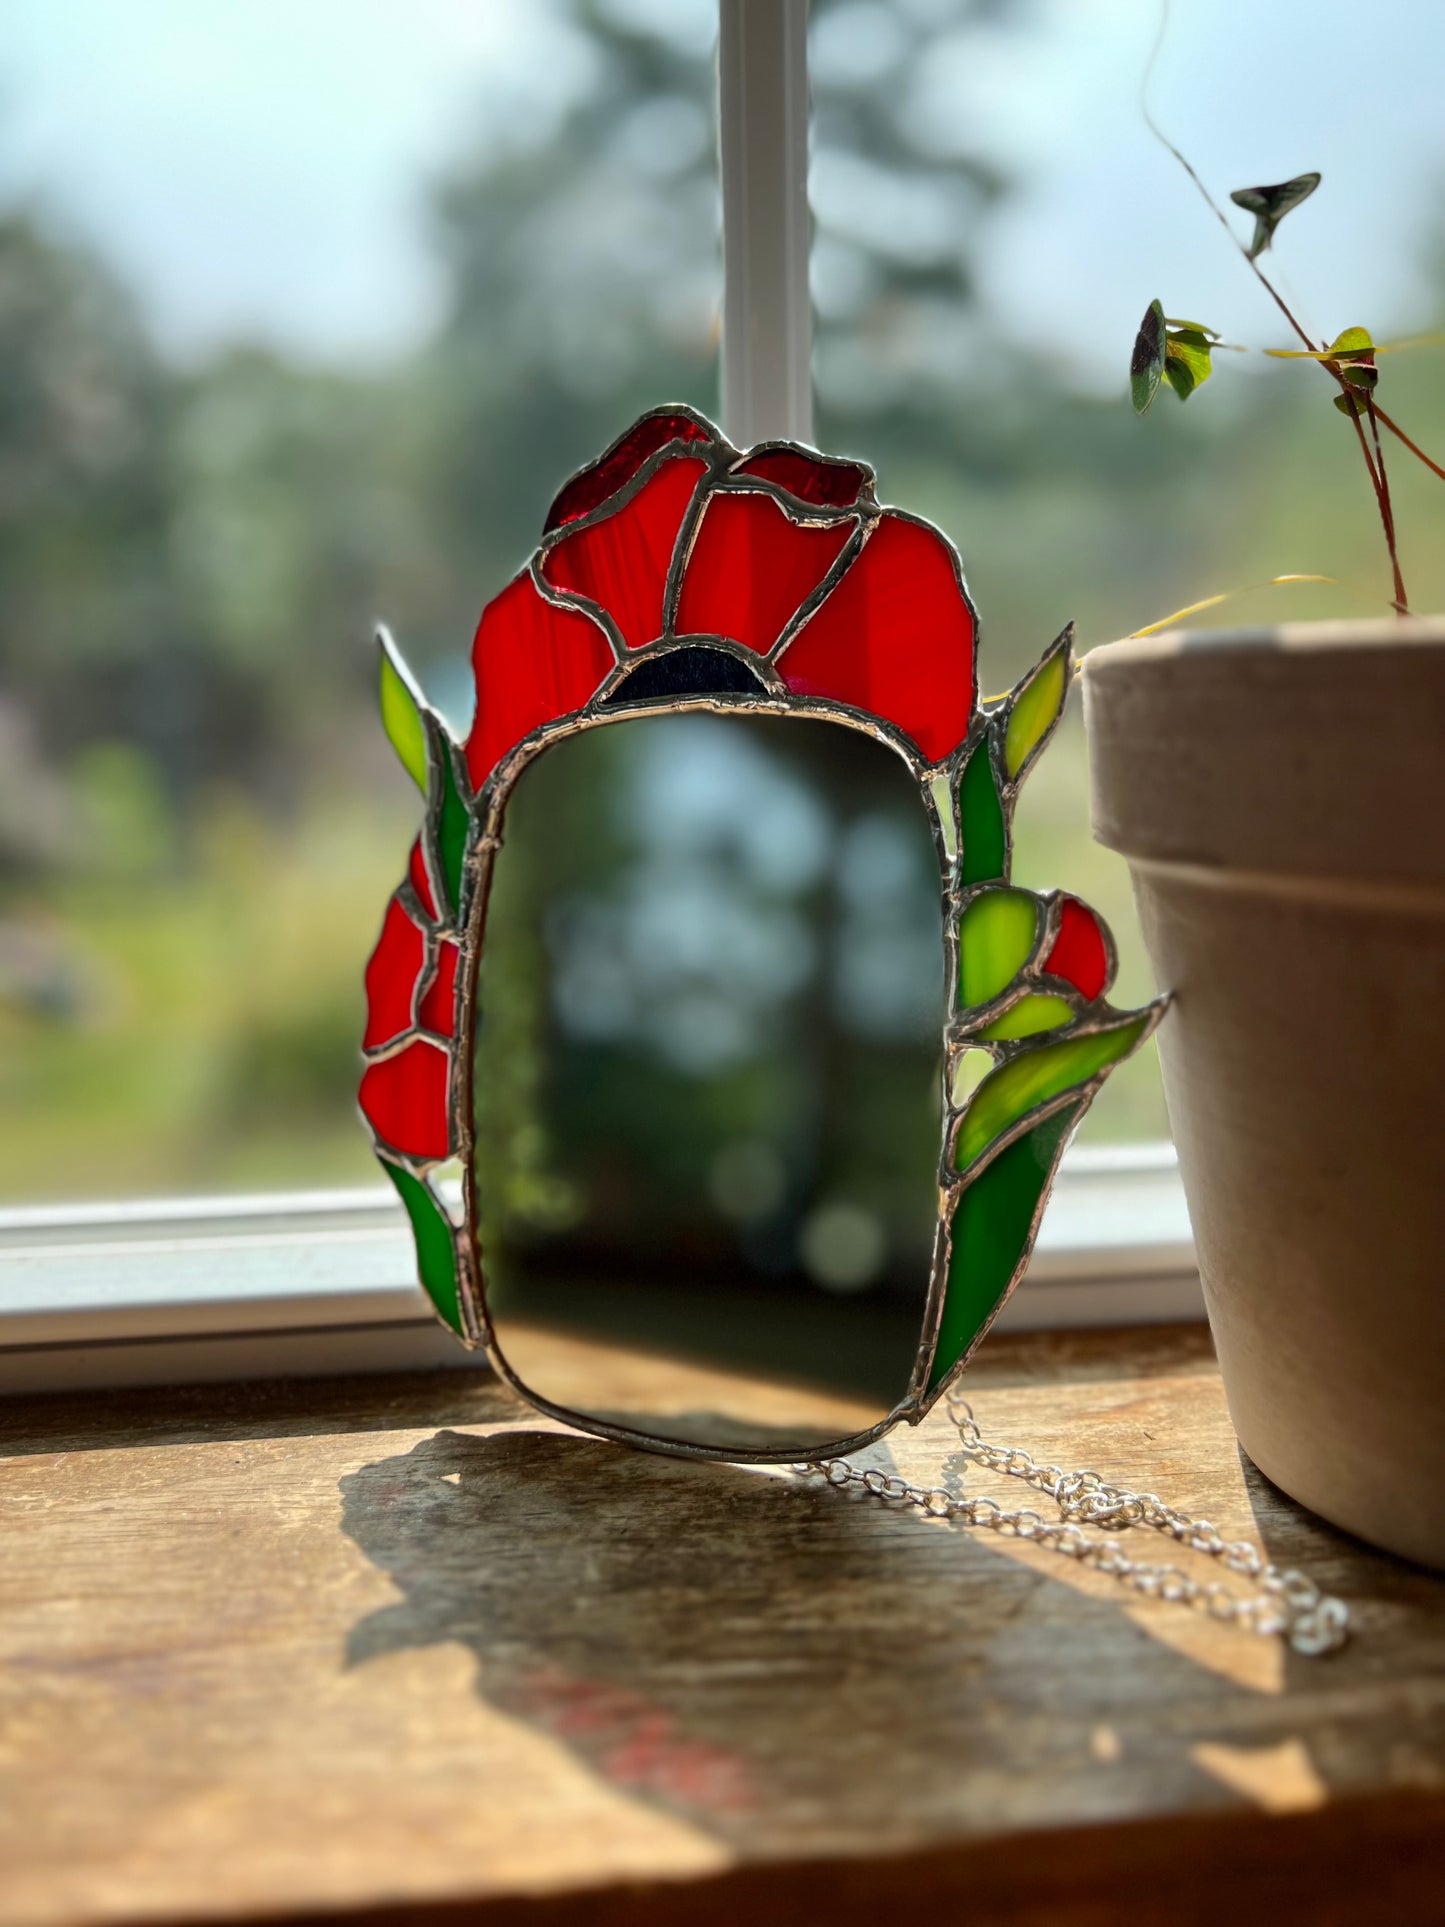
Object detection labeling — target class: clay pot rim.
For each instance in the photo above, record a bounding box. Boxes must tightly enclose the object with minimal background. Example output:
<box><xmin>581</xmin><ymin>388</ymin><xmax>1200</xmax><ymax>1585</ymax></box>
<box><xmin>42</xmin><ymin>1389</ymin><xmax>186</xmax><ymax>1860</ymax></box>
<box><xmin>1081</xmin><ymin>614</ymin><xmax>1445</xmax><ymax>679</ymax></box>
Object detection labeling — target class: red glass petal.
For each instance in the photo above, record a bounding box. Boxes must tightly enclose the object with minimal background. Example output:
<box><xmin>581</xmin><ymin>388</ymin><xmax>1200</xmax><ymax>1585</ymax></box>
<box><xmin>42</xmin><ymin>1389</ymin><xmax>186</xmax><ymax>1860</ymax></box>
<box><xmin>674</xmin><ymin>493</ymin><xmax>853</xmax><ymax>656</ymax></box>
<box><xmin>545</xmin><ymin>411</ymin><xmax>714</xmax><ymax>533</ymax></box>
<box><xmin>408</xmin><ymin>838</ymin><xmax>437</xmax><ymax>921</ymax></box>
<box><xmin>359</xmin><ymin>1038</ymin><xmax>452</xmax><ymax>1160</ymax></box>
<box><xmin>541</xmin><ymin>456</ymin><xmax>707</xmax><ymax>651</ymax></box>
<box><xmin>465</xmin><ymin>570</ymin><xmax>616</xmax><ymax>788</ymax></box>
<box><xmin>777</xmin><ymin>512</ymin><xmax>976</xmax><ymax>763</ymax></box>
<box><xmin>1042</xmin><ymin>897</ymin><xmax>1111</xmax><ymax>1000</ymax></box>
<box><xmin>418</xmin><ymin>937</ymin><xmax>460</xmax><ymax>1036</ymax></box>
<box><xmin>363</xmin><ymin>894</ymin><xmax>426</xmax><ymax>1049</ymax></box>
<box><xmin>731</xmin><ymin>448</ymin><xmax>869</xmax><ymax>509</ymax></box>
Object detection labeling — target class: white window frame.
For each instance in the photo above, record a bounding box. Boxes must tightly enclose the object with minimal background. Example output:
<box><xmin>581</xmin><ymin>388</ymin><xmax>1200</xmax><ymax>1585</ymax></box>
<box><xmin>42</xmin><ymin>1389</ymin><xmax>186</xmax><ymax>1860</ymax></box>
<box><xmin>0</xmin><ymin>0</ymin><xmax>1200</xmax><ymax>1397</ymax></box>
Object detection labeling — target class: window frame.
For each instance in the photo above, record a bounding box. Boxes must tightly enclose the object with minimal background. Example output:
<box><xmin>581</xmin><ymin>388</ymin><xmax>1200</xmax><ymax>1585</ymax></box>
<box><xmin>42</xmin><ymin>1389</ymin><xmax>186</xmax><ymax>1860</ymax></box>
<box><xmin>0</xmin><ymin>0</ymin><xmax>1194</xmax><ymax>1396</ymax></box>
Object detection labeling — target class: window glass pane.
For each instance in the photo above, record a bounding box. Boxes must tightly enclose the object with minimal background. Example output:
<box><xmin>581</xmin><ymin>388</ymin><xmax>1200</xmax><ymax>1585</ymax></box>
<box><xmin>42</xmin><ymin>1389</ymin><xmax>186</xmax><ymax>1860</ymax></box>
<box><xmin>0</xmin><ymin>0</ymin><xmax>719</xmax><ymax>1201</ymax></box>
<box><xmin>809</xmin><ymin>0</ymin><xmax>1445</xmax><ymax>1142</ymax></box>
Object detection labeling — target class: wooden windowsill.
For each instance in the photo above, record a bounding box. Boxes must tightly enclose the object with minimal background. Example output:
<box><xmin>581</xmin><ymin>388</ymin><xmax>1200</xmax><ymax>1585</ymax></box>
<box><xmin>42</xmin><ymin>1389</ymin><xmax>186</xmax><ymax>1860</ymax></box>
<box><xmin>4</xmin><ymin>1323</ymin><xmax>1443</xmax><ymax>1926</ymax></box>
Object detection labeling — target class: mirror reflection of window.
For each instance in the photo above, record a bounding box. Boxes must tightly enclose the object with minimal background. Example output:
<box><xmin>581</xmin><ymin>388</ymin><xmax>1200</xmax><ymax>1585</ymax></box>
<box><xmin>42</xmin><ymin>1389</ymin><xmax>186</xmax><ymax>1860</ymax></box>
<box><xmin>475</xmin><ymin>711</ymin><xmax>945</xmax><ymax>1448</ymax></box>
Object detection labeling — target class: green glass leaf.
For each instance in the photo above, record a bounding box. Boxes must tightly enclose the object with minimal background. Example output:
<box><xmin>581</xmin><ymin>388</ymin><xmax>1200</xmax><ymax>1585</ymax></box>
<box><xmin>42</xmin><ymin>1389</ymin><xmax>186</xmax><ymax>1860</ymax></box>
<box><xmin>1131</xmin><ymin>299</ymin><xmax>1166</xmax><ymax>415</ymax></box>
<box><xmin>1003</xmin><ymin>639</ymin><xmax>1069</xmax><ymax>779</ymax></box>
<box><xmin>929</xmin><ymin>1102</ymin><xmax>1082</xmax><ymax>1389</ymax></box>
<box><xmin>1230</xmin><ymin>171</ymin><xmax>1320</xmax><ymax>260</ymax></box>
<box><xmin>436</xmin><ymin>741</ymin><xmax>470</xmax><ymax>919</ymax></box>
<box><xmin>384</xmin><ymin>1161</ymin><xmax>464</xmax><ymax>1335</ymax></box>
<box><xmin>959</xmin><ymin>888</ymin><xmax>1037</xmax><ymax>1007</ymax></box>
<box><xmin>379</xmin><ymin>631</ymin><xmax>430</xmax><ymax>795</ymax></box>
<box><xmin>979</xmin><ymin>993</ymin><xmax>1075</xmax><ymax>1041</ymax></box>
<box><xmin>1163</xmin><ymin>327</ymin><xmax>1213</xmax><ymax>402</ymax></box>
<box><xmin>954</xmin><ymin>1011</ymin><xmax>1153</xmax><ymax>1175</ymax></box>
<box><xmin>957</xmin><ymin>741</ymin><xmax>1008</xmax><ymax>884</ymax></box>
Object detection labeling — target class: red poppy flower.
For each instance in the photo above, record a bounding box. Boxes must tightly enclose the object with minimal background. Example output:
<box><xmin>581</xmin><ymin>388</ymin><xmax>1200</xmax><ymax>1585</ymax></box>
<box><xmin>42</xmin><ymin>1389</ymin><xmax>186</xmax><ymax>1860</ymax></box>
<box><xmin>463</xmin><ymin>404</ymin><xmax>978</xmax><ymax>789</ymax></box>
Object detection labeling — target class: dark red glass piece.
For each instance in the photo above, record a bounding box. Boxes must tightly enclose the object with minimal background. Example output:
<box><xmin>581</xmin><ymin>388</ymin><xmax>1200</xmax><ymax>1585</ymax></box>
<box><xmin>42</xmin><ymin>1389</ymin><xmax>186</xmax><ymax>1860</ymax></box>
<box><xmin>363</xmin><ymin>894</ymin><xmax>425</xmax><ymax>1049</ymax></box>
<box><xmin>541</xmin><ymin>456</ymin><xmax>707</xmax><ymax>652</ymax></box>
<box><xmin>777</xmin><ymin>512</ymin><xmax>976</xmax><ymax>763</ymax></box>
<box><xmin>359</xmin><ymin>1038</ymin><xmax>452</xmax><ymax>1161</ymax></box>
<box><xmin>675</xmin><ymin>492</ymin><xmax>852</xmax><ymax>656</ymax></box>
<box><xmin>418</xmin><ymin>937</ymin><xmax>460</xmax><ymax>1036</ymax></box>
<box><xmin>545</xmin><ymin>411</ymin><xmax>714</xmax><ymax>533</ymax></box>
<box><xmin>1043</xmin><ymin>897</ymin><xmax>1110</xmax><ymax>1000</ymax></box>
<box><xmin>464</xmin><ymin>571</ymin><xmax>616</xmax><ymax>789</ymax></box>
<box><xmin>407</xmin><ymin>838</ymin><xmax>437</xmax><ymax>921</ymax></box>
<box><xmin>731</xmin><ymin>448</ymin><xmax>869</xmax><ymax>509</ymax></box>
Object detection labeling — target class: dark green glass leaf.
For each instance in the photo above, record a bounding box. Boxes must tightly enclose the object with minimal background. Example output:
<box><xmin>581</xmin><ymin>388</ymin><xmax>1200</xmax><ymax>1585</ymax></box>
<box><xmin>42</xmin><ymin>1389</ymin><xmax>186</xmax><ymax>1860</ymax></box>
<box><xmin>1131</xmin><ymin>299</ymin><xmax>1166</xmax><ymax>415</ymax></box>
<box><xmin>435</xmin><ymin>735</ymin><xmax>470</xmax><ymax>919</ymax></box>
<box><xmin>958</xmin><ymin>740</ymin><xmax>1008</xmax><ymax>884</ymax></box>
<box><xmin>384</xmin><ymin>1161</ymin><xmax>464</xmax><ymax>1334</ymax></box>
<box><xmin>929</xmin><ymin>1102</ymin><xmax>1082</xmax><ymax>1389</ymax></box>
<box><xmin>1230</xmin><ymin>171</ymin><xmax>1320</xmax><ymax>259</ymax></box>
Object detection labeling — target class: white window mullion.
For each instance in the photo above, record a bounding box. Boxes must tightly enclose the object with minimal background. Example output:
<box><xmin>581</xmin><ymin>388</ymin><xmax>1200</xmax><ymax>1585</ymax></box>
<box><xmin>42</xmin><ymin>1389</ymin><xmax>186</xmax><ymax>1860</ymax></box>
<box><xmin>717</xmin><ymin>0</ymin><xmax>814</xmax><ymax>446</ymax></box>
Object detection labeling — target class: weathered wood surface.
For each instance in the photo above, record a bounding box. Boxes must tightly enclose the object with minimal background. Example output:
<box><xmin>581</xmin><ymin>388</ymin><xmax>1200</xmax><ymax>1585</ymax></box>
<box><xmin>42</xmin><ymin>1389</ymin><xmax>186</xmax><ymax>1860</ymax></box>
<box><xmin>2</xmin><ymin>1325</ymin><xmax>1444</xmax><ymax>1927</ymax></box>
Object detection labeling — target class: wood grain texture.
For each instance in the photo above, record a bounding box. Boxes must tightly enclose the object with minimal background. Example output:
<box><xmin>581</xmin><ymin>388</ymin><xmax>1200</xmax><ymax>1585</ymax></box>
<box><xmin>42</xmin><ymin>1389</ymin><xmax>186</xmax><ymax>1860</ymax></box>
<box><xmin>2</xmin><ymin>1325</ymin><xmax>1444</xmax><ymax>1927</ymax></box>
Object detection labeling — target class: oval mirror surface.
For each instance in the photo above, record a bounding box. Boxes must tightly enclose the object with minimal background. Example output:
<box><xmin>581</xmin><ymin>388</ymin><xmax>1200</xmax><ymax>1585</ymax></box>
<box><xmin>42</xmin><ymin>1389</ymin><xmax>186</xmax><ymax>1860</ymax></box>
<box><xmin>473</xmin><ymin>709</ymin><xmax>945</xmax><ymax>1454</ymax></box>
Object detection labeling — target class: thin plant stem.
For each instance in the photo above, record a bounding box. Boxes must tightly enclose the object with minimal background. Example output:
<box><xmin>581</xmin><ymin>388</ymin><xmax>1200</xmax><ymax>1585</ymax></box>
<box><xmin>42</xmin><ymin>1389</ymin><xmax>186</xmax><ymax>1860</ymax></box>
<box><xmin>1373</xmin><ymin>403</ymin><xmax>1445</xmax><ymax>484</ymax></box>
<box><xmin>1365</xmin><ymin>398</ymin><xmax>1408</xmax><ymax>612</ymax></box>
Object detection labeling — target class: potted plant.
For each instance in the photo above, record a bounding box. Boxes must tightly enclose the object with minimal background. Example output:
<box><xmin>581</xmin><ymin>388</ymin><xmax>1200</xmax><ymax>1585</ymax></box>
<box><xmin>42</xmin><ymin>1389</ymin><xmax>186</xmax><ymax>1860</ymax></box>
<box><xmin>1081</xmin><ymin>161</ymin><xmax>1445</xmax><ymax>1568</ymax></box>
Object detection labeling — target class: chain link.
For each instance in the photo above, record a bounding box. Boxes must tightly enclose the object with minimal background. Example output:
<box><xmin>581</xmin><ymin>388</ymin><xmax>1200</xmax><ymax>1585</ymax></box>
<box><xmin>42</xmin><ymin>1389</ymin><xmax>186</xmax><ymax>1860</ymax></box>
<box><xmin>792</xmin><ymin>1392</ymin><xmax>1349</xmax><ymax>1656</ymax></box>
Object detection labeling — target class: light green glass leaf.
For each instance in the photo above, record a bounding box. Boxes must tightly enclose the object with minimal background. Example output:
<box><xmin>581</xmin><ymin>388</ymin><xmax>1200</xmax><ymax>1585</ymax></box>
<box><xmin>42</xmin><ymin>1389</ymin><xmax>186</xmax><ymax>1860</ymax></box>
<box><xmin>379</xmin><ymin>632</ymin><xmax>430</xmax><ymax>795</ymax></box>
<box><xmin>954</xmin><ymin>1012</ymin><xmax>1153</xmax><ymax>1174</ymax></box>
<box><xmin>959</xmin><ymin>889</ymin><xmax>1037</xmax><ymax>1007</ymax></box>
<box><xmin>1003</xmin><ymin>643</ymin><xmax>1068</xmax><ymax>780</ymax></box>
<box><xmin>384</xmin><ymin>1161</ymin><xmax>464</xmax><ymax>1334</ymax></box>
<box><xmin>958</xmin><ymin>741</ymin><xmax>1008</xmax><ymax>884</ymax></box>
<box><xmin>979</xmin><ymin>993</ymin><xmax>1075</xmax><ymax>1041</ymax></box>
<box><xmin>929</xmin><ymin>1101</ymin><xmax>1082</xmax><ymax>1390</ymax></box>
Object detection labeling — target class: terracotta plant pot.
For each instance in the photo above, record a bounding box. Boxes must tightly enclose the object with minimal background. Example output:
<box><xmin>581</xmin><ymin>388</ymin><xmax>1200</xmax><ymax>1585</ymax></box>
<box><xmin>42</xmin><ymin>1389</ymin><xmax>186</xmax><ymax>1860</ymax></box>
<box><xmin>1082</xmin><ymin>619</ymin><xmax>1445</xmax><ymax>1569</ymax></box>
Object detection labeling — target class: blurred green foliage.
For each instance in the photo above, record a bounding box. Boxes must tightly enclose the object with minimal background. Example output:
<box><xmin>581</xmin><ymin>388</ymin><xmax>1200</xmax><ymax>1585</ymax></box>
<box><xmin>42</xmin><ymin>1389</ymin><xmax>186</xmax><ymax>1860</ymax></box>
<box><xmin>2</xmin><ymin>0</ymin><xmax>1442</xmax><ymax>1200</ymax></box>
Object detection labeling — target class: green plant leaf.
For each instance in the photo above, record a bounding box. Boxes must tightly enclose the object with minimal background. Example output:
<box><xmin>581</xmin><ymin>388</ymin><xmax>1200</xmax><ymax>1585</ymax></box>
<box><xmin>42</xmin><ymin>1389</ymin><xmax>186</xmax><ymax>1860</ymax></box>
<box><xmin>1131</xmin><ymin>299</ymin><xmax>1166</xmax><ymax>415</ymax></box>
<box><xmin>383</xmin><ymin>1161</ymin><xmax>465</xmax><ymax>1335</ymax></box>
<box><xmin>378</xmin><ymin>629</ymin><xmax>430</xmax><ymax>795</ymax></box>
<box><xmin>929</xmin><ymin>1101</ymin><xmax>1082</xmax><ymax>1390</ymax></box>
<box><xmin>1326</xmin><ymin>326</ymin><xmax>1378</xmax><ymax>392</ymax></box>
<box><xmin>1163</xmin><ymin>327</ymin><xmax>1214</xmax><ymax>401</ymax></box>
<box><xmin>954</xmin><ymin>1010</ymin><xmax>1156</xmax><ymax>1175</ymax></box>
<box><xmin>958</xmin><ymin>741</ymin><xmax>1008</xmax><ymax>884</ymax></box>
<box><xmin>959</xmin><ymin>888</ymin><xmax>1038</xmax><ymax>1007</ymax></box>
<box><xmin>1230</xmin><ymin>171</ymin><xmax>1321</xmax><ymax>260</ymax></box>
<box><xmin>1003</xmin><ymin>631</ymin><xmax>1070</xmax><ymax>778</ymax></box>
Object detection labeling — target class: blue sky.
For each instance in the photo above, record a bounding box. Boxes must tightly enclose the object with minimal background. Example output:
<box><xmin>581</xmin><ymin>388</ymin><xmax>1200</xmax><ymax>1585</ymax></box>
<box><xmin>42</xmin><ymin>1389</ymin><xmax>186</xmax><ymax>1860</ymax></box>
<box><xmin>4</xmin><ymin>0</ymin><xmax>1444</xmax><ymax>390</ymax></box>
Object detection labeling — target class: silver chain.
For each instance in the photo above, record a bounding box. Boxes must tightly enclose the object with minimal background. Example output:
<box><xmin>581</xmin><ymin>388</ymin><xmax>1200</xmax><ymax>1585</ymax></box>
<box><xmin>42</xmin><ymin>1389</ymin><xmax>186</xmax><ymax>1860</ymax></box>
<box><xmin>792</xmin><ymin>1392</ymin><xmax>1350</xmax><ymax>1657</ymax></box>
